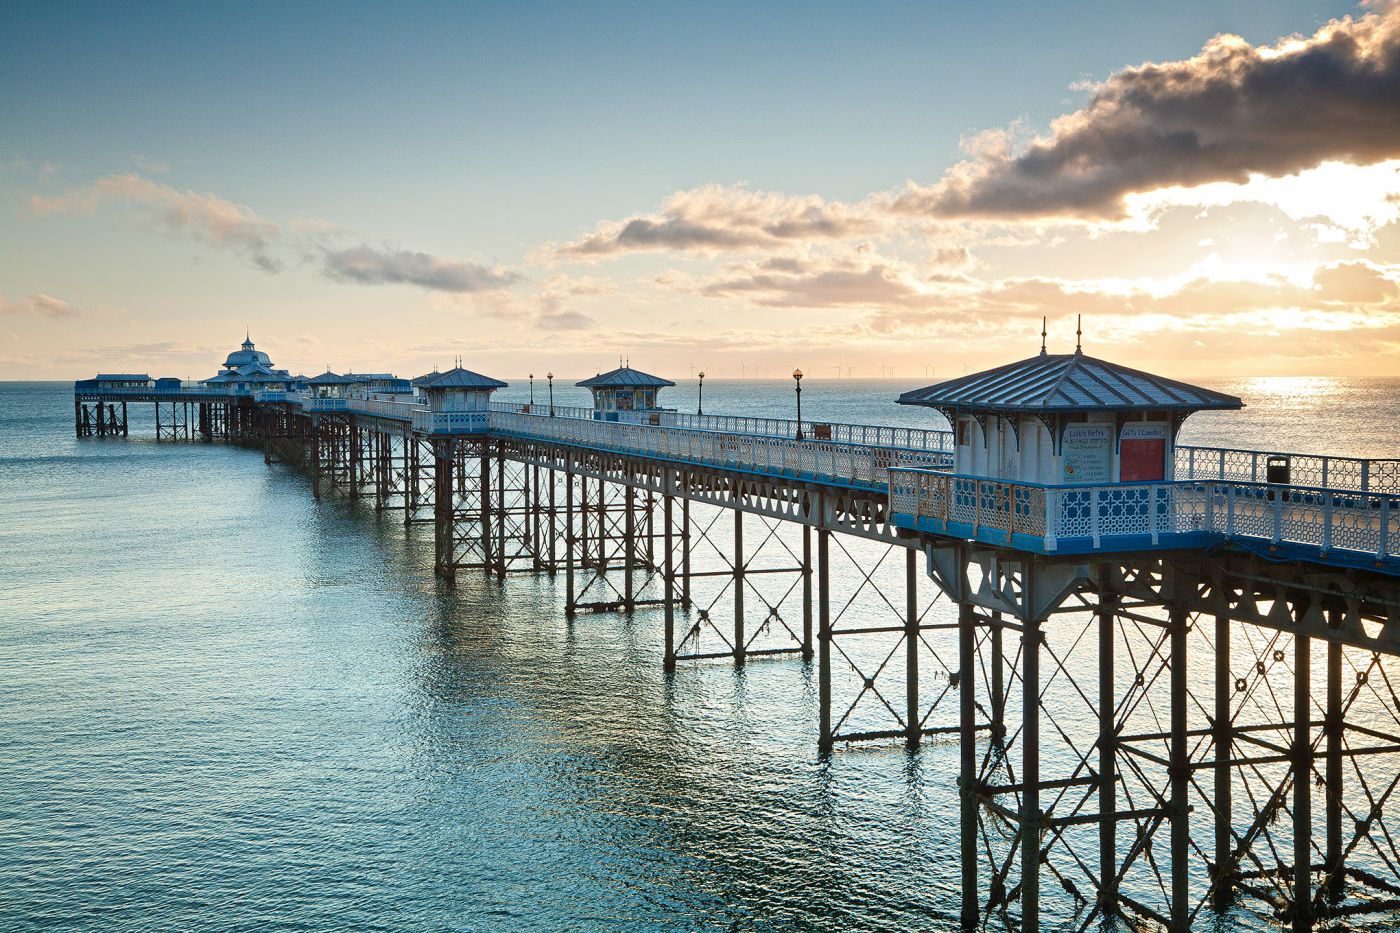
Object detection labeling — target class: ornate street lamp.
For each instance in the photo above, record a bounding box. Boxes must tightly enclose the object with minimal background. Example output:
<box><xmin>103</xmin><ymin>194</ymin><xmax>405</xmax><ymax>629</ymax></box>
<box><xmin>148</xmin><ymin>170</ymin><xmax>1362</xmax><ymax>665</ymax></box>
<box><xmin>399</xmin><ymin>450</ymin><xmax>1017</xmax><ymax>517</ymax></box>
<box><xmin>697</xmin><ymin>371</ymin><xmax>705</xmax><ymax>416</ymax></box>
<box><xmin>529</xmin><ymin>372</ymin><xmax>535</xmax><ymax>407</ymax></box>
<box><xmin>547</xmin><ymin>371</ymin><xmax>555</xmax><ymax>416</ymax></box>
<box><xmin>792</xmin><ymin>368</ymin><xmax>804</xmax><ymax>440</ymax></box>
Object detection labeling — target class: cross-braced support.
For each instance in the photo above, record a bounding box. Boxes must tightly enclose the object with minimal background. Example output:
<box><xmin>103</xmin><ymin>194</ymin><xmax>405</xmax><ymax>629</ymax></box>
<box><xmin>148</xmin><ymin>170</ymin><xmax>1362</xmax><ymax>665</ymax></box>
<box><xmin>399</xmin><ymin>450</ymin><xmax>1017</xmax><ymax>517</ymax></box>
<box><xmin>815</xmin><ymin>532</ymin><xmax>960</xmax><ymax>751</ymax></box>
<box><xmin>565</xmin><ymin>465</ymin><xmax>670</xmax><ymax>615</ymax></box>
<box><xmin>669</xmin><ymin>500</ymin><xmax>810</xmax><ymax>665</ymax></box>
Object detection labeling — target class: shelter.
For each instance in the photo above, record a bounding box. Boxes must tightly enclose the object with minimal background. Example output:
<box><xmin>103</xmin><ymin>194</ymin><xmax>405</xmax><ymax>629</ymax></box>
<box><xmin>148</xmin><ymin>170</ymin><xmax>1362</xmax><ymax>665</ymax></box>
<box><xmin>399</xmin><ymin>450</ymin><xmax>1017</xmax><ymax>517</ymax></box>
<box><xmin>898</xmin><ymin>347</ymin><xmax>1242</xmax><ymax>485</ymax></box>
<box><xmin>576</xmin><ymin>366</ymin><xmax>674</xmax><ymax>418</ymax></box>
<box><xmin>418</xmin><ymin>366</ymin><xmax>508</xmax><ymax>412</ymax></box>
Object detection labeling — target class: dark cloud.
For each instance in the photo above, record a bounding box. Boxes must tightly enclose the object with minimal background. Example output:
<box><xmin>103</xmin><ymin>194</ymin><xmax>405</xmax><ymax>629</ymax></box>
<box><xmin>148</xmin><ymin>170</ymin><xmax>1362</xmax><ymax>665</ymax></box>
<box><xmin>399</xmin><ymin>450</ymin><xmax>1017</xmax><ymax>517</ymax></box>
<box><xmin>321</xmin><ymin>246</ymin><xmax>521</xmax><ymax>293</ymax></box>
<box><xmin>898</xmin><ymin>5</ymin><xmax>1400</xmax><ymax>219</ymax></box>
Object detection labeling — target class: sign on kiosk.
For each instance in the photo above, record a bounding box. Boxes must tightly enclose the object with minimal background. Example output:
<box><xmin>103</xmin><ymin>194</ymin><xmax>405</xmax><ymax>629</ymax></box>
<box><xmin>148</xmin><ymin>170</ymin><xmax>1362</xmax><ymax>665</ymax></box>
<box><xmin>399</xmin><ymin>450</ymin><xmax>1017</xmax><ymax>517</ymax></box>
<box><xmin>1061</xmin><ymin>424</ymin><xmax>1112</xmax><ymax>483</ymax></box>
<box><xmin>1120</xmin><ymin>423</ymin><xmax>1168</xmax><ymax>482</ymax></box>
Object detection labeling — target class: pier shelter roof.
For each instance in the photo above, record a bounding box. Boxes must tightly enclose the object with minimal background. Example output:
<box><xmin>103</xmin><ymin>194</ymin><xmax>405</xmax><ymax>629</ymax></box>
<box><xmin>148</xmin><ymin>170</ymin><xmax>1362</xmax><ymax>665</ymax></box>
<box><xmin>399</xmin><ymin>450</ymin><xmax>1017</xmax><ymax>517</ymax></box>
<box><xmin>307</xmin><ymin>371</ymin><xmax>357</xmax><ymax>386</ymax></box>
<box><xmin>897</xmin><ymin>350</ymin><xmax>1242</xmax><ymax>415</ymax></box>
<box><xmin>576</xmin><ymin>367</ymin><xmax>674</xmax><ymax>389</ymax></box>
<box><xmin>419</xmin><ymin>367</ymin><xmax>508</xmax><ymax>389</ymax></box>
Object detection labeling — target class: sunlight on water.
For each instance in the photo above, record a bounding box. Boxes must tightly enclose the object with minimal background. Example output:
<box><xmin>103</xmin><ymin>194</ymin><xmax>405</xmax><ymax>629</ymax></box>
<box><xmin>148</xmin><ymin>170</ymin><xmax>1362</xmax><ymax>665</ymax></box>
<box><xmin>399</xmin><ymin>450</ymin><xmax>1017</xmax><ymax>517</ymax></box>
<box><xmin>1</xmin><ymin>379</ymin><xmax>1397</xmax><ymax>931</ymax></box>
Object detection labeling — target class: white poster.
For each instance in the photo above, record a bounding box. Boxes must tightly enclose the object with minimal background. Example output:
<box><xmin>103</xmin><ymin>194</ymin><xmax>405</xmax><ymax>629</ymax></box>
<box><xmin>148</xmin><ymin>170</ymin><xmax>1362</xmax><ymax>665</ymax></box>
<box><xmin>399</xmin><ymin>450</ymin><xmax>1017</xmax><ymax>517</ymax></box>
<box><xmin>1061</xmin><ymin>423</ymin><xmax>1112</xmax><ymax>483</ymax></box>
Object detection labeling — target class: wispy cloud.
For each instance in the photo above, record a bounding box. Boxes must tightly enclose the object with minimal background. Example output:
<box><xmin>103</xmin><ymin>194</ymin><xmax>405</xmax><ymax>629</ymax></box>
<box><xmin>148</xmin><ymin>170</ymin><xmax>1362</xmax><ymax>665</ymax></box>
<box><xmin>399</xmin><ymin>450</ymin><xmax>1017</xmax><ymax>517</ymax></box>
<box><xmin>896</xmin><ymin>3</ymin><xmax>1400</xmax><ymax>220</ymax></box>
<box><xmin>320</xmin><ymin>245</ymin><xmax>521</xmax><ymax>293</ymax></box>
<box><xmin>30</xmin><ymin>174</ymin><xmax>283</xmax><ymax>271</ymax></box>
<box><xmin>30</xmin><ymin>173</ymin><xmax>524</xmax><ymax>292</ymax></box>
<box><xmin>0</xmin><ymin>293</ymin><xmax>85</xmax><ymax>318</ymax></box>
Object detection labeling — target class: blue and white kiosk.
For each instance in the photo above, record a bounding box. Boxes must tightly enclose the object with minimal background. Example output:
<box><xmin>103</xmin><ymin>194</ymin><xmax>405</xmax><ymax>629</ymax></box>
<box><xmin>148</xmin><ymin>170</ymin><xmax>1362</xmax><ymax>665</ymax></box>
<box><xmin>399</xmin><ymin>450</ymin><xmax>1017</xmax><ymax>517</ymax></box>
<box><xmin>895</xmin><ymin>345</ymin><xmax>1243</xmax><ymax>553</ymax></box>
<box><xmin>577</xmin><ymin>366</ymin><xmax>676</xmax><ymax>423</ymax></box>
<box><xmin>417</xmin><ymin>366</ymin><xmax>508</xmax><ymax>434</ymax></box>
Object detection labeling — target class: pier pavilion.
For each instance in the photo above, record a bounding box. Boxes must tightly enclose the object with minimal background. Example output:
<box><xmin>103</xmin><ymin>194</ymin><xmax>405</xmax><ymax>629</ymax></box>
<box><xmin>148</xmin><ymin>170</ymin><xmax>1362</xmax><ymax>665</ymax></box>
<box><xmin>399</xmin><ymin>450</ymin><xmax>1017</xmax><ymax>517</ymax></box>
<box><xmin>74</xmin><ymin>339</ymin><xmax>1400</xmax><ymax>932</ymax></box>
<box><xmin>577</xmin><ymin>365</ymin><xmax>675</xmax><ymax>419</ymax></box>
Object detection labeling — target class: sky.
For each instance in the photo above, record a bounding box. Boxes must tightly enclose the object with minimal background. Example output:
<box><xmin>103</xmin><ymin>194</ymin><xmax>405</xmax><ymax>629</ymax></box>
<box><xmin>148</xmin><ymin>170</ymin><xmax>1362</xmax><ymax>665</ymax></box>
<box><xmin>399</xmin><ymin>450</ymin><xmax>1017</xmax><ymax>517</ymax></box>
<box><xmin>2</xmin><ymin>0</ymin><xmax>1399</xmax><ymax>381</ymax></box>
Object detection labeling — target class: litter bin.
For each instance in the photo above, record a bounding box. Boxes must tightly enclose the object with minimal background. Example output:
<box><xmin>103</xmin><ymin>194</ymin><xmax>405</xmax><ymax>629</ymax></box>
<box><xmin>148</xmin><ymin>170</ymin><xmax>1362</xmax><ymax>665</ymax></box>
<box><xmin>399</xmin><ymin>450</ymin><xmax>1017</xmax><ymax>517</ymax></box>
<box><xmin>1266</xmin><ymin>455</ymin><xmax>1290</xmax><ymax>501</ymax></box>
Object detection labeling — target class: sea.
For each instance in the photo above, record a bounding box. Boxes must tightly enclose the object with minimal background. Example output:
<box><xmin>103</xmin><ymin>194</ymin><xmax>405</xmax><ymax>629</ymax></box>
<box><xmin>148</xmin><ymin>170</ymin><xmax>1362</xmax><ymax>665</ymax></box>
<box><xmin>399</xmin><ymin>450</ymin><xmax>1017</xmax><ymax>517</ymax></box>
<box><xmin>2</xmin><ymin>376</ymin><xmax>1397</xmax><ymax>932</ymax></box>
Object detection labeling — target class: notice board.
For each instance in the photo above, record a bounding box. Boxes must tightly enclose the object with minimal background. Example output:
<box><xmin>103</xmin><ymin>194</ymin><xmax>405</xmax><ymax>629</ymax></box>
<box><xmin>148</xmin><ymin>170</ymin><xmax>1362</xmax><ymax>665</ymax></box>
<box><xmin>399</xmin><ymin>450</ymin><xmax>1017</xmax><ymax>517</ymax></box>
<box><xmin>1061</xmin><ymin>424</ymin><xmax>1112</xmax><ymax>483</ymax></box>
<box><xmin>1120</xmin><ymin>423</ymin><xmax>1168</xmax><ymax>482</ymax></box>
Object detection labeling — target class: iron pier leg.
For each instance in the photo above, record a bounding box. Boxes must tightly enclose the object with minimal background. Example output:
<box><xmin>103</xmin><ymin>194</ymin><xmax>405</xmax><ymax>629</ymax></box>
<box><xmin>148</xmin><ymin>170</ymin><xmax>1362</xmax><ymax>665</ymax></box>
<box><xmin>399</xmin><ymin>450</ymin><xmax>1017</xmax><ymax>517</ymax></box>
<box><xmin>1294</xmin><ymin>631</ymin><xmax>1313</xmax><ymax>932</ymax></box>
<box><xmin>664</xmin><ymin>487</ymin><xmax>676</xmax><ymax>671</ymax></box>
<box><xmin>1326</xmin><ymin>635</ymin><xmax>1343</xmax><ymax>903</ymax></box>
<box><xmin>817</xmin><ymin>525</ymin><xmax>832</xmax><ymax>754</ymax></box>
<box><xmin>801</xmin><ymin>523</ymin><xmax>813</xmax><ymax>662</ymax></box>
<box><xmin>681</xmin><ymin>495</ymin><xmax>692</xmax><ymax>609</ymax></box>
<box><xmin>121</xmin><ymin>401</ymin><xmax>128</xmax><ymax>437</ymax></box>
<box><xmin>530</xmin><ymin>462</ymin><xmax>541</xmax><ymax>571</ymax></box>
<box><xmin>480</xmin><ymin>447</ymin><xmax>493</xmax><ymax>575</ymax></box>
<box><xmin>958</xmin><ymin>600</ymin><xmax>978</xmax><ymax>930</ymax></box>
<box><xmin>1099</xmin><ymin>589</ymin><xmax>1118</xmax><ymax>918</ymax></box>
<box><xmin>74</xmin><ymin>398</ymin><xmax>82</xmax><ymax>437</ymax></box>
<box><xmin>991</xmin><ymin>612</ymin><xmax>1006</xmax><ymax>743</ymax></box>
<box><xmin>1021</xmin><ymin>617</ymin><xmax>1041</xmax><ymax>933</ymax></box>
<box><xmin>311</xmin><ymin>420</ymin><xmax>321</xmax><ymax>500</ymax></box>
<box><xmin>565</xmin><ymin>464</ymin><xmax>576</xmax><ymax>617</ymax></box>
<box><xmin>733</xmin><ymin>508</ymin><xmax>745</xmax><ymax>665</ymax></box>
<box><xmin>495</xmin><ymin>448</ymin><xmax>506</xmax><ymax>579</ymax></box>
<box><xmin>1170</xmin><ymin>605</ymin><xmax>1189</xmax><ymax>932</ymax></box>
<box><xmin>624</xmin><ymin>484</ymin><xmax>636</xmax><ymax>611</ymax></box>
<box><xmin>1214</xmin><ymin>612</ymin><xmax>1234</xmax><ymax>906</ymax></box>
<box><xmin>548</xmin><ymin>464</ymin><xmax>558</xmax><ymax>573</ymax></box>
<box><xmin>434</xmin><ymin>440</ymin><xmax>455</xmax><ymax>581</ymax></box>
<box><xmin>905</xmin><ymin>547</ymin><xmax>920</xmax><ymax>748</ymax></box>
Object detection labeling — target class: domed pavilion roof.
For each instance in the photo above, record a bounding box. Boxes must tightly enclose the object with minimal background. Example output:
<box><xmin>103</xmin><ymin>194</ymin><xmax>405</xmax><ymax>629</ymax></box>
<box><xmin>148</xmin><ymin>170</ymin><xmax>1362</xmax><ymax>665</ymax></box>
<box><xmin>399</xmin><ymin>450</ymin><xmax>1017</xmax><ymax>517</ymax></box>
<box><xmin>223</xmin><ymin>333</ymin><xmax>273</xmax><ymax>370</ymax></box>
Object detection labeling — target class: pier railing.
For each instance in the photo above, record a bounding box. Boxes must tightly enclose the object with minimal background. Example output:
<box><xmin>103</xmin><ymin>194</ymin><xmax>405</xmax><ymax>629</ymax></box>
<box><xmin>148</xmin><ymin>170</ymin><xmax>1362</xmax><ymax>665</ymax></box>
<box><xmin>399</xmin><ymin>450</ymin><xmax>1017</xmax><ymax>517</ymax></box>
<box><xmin>490</xmin><ymin>410</ymin><xmax>951</xmax><ymax>489</ymax></box>
<box><xmin>489</xmin><ymin>402</ymin><xmax>955</xmax><ymax>452</ymax></box>
<box><xmin>1176</xmin><ymin>445</ymin><xmax>1400</xmax><ymax>494</ymax></box>
<box><xmin>890</xmin><ymin>468</ymin><xmax>1398</xmax><ymax>566</ymax></box>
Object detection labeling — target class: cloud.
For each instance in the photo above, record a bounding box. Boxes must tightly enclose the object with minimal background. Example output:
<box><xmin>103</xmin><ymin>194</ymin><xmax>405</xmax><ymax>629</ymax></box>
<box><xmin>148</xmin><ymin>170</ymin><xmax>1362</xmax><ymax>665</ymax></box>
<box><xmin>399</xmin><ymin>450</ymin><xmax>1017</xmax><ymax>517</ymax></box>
<box><xmin>0</xmin><ymin>293</ymin><xmax>84</xmax><ymax>318</ymax></box>
<box><xmin>686</xmin><ymin>247</ymin><xmax>972</xmax><ymax>309</ymax></box>
<box><xmin>897</xmin><ymin>4</ymin><xmax>1400</xmax><ymax>220</ymax></box>
<box><xmin>320</xmin><ymin>245</ymin><xmax>521</xmax><ymax>293</ymax></box>
<box><xmin>30</xmin><ymin>174</ymin><xmax>282</xmax><ymax>271</ymax></box>
<box><xmin>865</xmin><ymin>261</ymin><xmax>1400</xmax><ymax>338</ymax></box>
<box><xmin>552</xmin><ymin>184</ymin><xmax>883</xmax><ymax>259</ymax></box>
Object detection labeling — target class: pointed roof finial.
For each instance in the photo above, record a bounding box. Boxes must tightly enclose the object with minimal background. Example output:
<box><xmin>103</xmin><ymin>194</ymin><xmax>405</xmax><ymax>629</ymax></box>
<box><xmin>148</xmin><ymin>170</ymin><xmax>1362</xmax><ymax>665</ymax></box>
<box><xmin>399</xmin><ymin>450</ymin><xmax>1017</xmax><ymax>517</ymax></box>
<box><xmin>1076</xmin><ymin>315</ymin><xmax>1083</xmax><ymax>353</ymax></box>
<box><xmin>1040</xmin><ymin>316</ymin><xmax>1047</xmax><ymax>357</ymax></box>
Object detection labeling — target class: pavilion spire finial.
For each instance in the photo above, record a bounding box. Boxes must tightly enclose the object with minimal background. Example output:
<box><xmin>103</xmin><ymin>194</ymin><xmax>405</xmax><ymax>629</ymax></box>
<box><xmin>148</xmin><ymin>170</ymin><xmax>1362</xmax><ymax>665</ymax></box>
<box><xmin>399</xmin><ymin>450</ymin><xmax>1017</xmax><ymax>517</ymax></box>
<box><xmin>1076</xmin><ymin>315</ymin><xmax>1083</xmax><ymax>353</ymax></box>
<box><xmin>1040</xmin><ymin>316</ymin><xmax>1047</xmax><ymax>357</ymax></box>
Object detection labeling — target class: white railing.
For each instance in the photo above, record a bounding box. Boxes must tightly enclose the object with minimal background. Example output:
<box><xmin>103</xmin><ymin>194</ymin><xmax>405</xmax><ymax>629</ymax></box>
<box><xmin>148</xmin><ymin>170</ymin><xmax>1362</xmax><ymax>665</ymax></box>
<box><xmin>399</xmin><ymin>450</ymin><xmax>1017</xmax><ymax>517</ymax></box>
<box><xmin>890</xmin><ymin>468</ymin><xmax>1398</xmax><ymax>564</ymax></box>
<box><xmin>1177</xmin><ymin>445</ymin><xmax>1400</xmax><ymax>494</ymax></box>
<box><xmin>413</xmin><ymin>410</ymin><xmax>490</xmax><ymax>434</ymax></box>
<box><xmin>490</xmin><ymin>411</ymin><xmax>949</xmax><ymax>488</ymax></box>
<box><xmin>489</xmin><ymin>402</ymin><xmax>955</xmax><ymax>452</ymax></box>
<box><xmin>346</xmin><ymin>396</ymin><xmax>424</xmax><ymax>420</ymax></box>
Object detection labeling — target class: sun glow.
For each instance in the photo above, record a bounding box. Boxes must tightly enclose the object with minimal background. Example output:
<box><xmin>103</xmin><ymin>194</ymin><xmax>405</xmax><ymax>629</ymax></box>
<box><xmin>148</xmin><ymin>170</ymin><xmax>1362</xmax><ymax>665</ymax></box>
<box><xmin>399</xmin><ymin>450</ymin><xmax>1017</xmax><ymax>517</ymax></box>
<box><xmin>1123</xmin><ymin>160</ymin><xmax>1400</xmax><ymax>249</ymax></box>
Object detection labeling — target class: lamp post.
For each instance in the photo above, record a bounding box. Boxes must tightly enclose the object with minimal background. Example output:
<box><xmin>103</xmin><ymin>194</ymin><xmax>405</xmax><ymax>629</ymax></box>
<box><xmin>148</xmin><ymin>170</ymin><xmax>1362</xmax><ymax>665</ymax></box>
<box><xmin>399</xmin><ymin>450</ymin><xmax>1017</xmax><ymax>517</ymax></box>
<box><xmin>697</xmin><ymin>371</ymin><xmax>705</xmax><ymax>416</ymax></box>
<box><xmin>792</xmin><ymin>368</ymin><xmax>804</xmax><ymax>440</ymax></box>
<box><xmin>547</xmin><ymin>371</ymin><xmax>555</xmax><ymax>416</ymax></box>
<box><xmin>529</xmin><ymin>372</ymin><xmax>535</xmax><ymax>407</ymax></box>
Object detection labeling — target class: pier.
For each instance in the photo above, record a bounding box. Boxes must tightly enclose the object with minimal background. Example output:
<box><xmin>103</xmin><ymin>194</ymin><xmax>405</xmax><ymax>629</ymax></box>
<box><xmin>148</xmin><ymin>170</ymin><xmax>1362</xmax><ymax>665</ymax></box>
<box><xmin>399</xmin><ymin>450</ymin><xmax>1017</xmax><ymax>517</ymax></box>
<box><xmin>74</xmin><ymin>337</ymin><xmax>1400</xmax><ymax>931</ymax></box>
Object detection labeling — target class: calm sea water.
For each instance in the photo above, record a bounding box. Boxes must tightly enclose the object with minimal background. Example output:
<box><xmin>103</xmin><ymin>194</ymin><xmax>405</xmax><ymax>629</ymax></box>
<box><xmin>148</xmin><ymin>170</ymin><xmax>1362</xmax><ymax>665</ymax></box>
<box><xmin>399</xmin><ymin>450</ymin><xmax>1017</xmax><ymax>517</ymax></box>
<box><xmin>2</xmin><ymin>376</ymin><xmax>1397</xmax><ymax>932</ymax></box>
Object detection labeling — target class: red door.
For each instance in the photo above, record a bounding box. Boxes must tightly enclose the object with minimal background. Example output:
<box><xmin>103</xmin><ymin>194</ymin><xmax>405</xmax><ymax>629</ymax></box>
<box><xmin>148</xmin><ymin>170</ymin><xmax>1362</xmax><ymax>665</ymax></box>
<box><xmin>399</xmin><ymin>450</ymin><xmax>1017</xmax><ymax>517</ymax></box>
<box><xmin>1120</xmin><ymin>438</ymin><xmax>1165</xmax><ymax>482</ymax></box>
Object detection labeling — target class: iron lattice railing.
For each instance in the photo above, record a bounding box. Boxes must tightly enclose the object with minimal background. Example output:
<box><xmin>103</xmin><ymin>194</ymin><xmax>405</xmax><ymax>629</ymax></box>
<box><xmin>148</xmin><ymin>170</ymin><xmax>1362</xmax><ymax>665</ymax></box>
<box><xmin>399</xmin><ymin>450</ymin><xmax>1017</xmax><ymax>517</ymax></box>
<box><xmin>890</xmin><ymin>468</ymin><xmax>1399</xmax><ymax>563</ymax></box>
